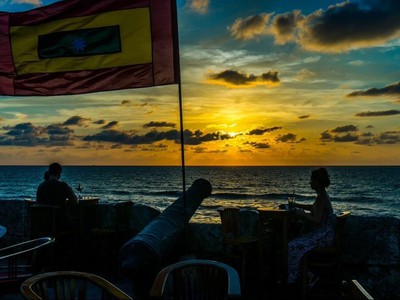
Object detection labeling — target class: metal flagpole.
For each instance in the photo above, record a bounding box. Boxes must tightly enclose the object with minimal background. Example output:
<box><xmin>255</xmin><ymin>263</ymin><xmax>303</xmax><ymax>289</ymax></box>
<box><xmin>178</xmin><ymin>82</ymin><xmax>187</xmax><ymax>217</ymax></box>
<box><xmin>171</xmin><ymin>0</ymin><xmax>187</xmax><ymax>222</ymax></box>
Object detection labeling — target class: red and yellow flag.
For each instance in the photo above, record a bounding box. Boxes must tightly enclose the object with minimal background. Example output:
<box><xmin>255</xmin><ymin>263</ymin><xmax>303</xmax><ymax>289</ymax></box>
<box><xmin>0</xmin><ymin>0</ymin><xmax>179</xmax><ymax>96</ymax></box>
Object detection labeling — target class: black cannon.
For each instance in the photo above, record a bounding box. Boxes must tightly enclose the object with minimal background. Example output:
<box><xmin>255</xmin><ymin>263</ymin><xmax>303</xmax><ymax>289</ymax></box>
<box><xmin>118</xmin><ymin>178</ymin><xmax>212</xmax><ymax>297</ymax></box>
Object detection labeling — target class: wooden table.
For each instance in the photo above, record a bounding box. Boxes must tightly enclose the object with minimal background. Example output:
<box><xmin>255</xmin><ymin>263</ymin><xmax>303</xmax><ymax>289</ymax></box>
<box><xmin>75</xmin><ymin>197</ymin><xmax>100</xmax><ymax>262</ymax></box>
<box><xmin>217</xmin><ymin>206</ymin><xmax>295</xmax><ymax>284</ymax></box>
<box><xmin>257</xmin><ymin>207</ymin><xmax>295</xmax><ymax>284</ymax></box>
<box><xmin>78</xmin><ymin>196</ymin><xmax>100</xmax><ymax>231</ymax></box>
<box><xmin>79</xmin><ymin>196</ymin><xmax>99</xmax><ymax>205</ymax></box>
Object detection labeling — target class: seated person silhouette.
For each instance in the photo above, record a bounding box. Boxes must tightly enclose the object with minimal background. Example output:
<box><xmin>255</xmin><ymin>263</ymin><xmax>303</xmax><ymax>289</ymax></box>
<box><xmin>36</xmin><ymin>162</ymin><xmax>78</xmax><ymax>230</ymax></box>
<box><xmin>287</xmin><ymin>167</ymin><xmax>335</xmax><ymax>285</ymax></box>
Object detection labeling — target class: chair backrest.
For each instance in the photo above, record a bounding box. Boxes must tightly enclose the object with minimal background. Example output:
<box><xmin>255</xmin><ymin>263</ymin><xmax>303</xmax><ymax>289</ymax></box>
<box><xmin>150</xmin><ymin>259</ymin><xmax>241</xmax><ymax>299</ymax></box>
<box><xmin>29</xmin><ymin>204</ymin><xmax>60</xmax><ymax>237</ymax></box>
<box><xmin>20</xmin><ymin>271</ymin><xmax>133</xmax><ymax>300</ymax></box>
<box><xmin>219</xmin><ymin>208</ymin><xmax>240</xmax><ymax>239</ymax></box>
<box><xmin>219</xmin><ymin>207</ymin><xmax>260</xmax><ymax>241</ymax></box>
<box><xmin>0</xmin><ymin>237</ymin><xmax>55</xmax><ymax>281</ymax></box>
<box><xmin>343</xmin><ymin>280</ymin><xmax>374</xmax><ymax>300</ymax></box>
<box><xmin>334</xmin><ymin>211</ymin><xmax>351</xmax><ymax>250</ymax></box>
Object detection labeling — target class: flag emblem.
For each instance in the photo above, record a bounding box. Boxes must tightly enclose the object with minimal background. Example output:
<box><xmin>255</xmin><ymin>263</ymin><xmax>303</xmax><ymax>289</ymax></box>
<box><xmin>38</xmin><ymin>26</ymin><xmax>122</xmax><ymax>59</ymax></box>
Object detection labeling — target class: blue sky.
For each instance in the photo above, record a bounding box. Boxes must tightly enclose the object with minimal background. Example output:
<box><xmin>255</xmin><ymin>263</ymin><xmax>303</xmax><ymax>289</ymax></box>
<box><xmin>0</xmin><ymin>0</ymin><xmax>399</xmax><ymax>166</ymax></box>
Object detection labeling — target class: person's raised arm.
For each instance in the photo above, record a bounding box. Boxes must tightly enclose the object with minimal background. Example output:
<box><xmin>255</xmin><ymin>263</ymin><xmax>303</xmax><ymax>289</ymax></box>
<box><xmin>294</xmin><ymin>202</ymin><xmax>313</xmax><ymax>211</ymax></box>
<box><xmin>295</xmin><ymin>196</ymin><xmax>324</xmax><ymax>225</ymax></box>
<box><xmin>66</xmin><ymin>184</ymin><xmax>78</xmax><ymax>205</ymax></box>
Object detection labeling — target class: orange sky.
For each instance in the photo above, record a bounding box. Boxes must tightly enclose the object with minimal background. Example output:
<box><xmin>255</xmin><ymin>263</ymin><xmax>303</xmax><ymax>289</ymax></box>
<box><xmin>0</xmin><ymin>0</ymin><xmax>399</xmax><ymax>166</ymax></box>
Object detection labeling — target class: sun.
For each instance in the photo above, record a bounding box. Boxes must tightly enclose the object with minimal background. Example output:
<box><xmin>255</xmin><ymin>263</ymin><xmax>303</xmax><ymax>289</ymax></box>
<box><xmin>227</xmin><ymin>132</ymin><xmax>238</xmax><ymax>138</ymax></box>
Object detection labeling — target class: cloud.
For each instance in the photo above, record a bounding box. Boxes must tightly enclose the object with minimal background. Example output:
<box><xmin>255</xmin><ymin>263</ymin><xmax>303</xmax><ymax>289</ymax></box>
<box><xmin>296</xmin><ymin>68</ymin><xmax>316</xmax><ymax>80</ymax></box>
<box><xmin>275</xmin><ymin>133</ymin><xmax>297</xmax><ymax>143</ymax></box>
<box><xmin>297</xmin><ymin>1</ymin><xmax>400</xmax><ymax>52</ymax></box>
<box><xmin>193</xmin><ymin>146</ymin><xmax>207</xmax><ymax>153</ymax></box>
<box><xmin>320</xmin><ymin>125</ymin><xmax>359</xmax><ymax>143</ymax></box>
<box><xmin>298</xmin><ymin>137</ymin><xmax>307</xmax><ymax>143</ymax></box>
<box><xmin>188</xmin><ymin>0</ymin><xmax>209</xmax><ymax>14</ymax></box>
<box><xmin>12</xmin><ymin>0</ymin><xmax>42</xmax><ymax>6</ymax></box>
<box><xmin>377</xmin><ymin>131</ymin><xmax>400</xmax><ymax>144</ymax></box>
<box><xmin>349</xmin><ymin>60</ymin><xmax>365</xmax><ymax>66</ymax></box>
<box><xmin>0</xmin><ymin>116</ymin><xmax>238</xmax><ymax>149</ymax></box>
<box><xmin>320</xmin><ymin>125</ymin><xmax>400</xmax><ymax>145</ymax></box>
<box><xmin>121</xmin><ymin>100</ymin><xmax>150</xmax><ymax>107</ymax></box>
<box><xmin>244</xmin><ymin>141</ymin><xmax>271</xmax><ymax>149</ymax></box>
<box><xmin>229</xmin><ymin>13</ymin><xmax>273</xmax><ymax>40</ymax></box>
<box><xmin>247</xmin><ymin>126</ymin><xmax>282</xmax><ymax>135</ymax></box>
<box><xmin>193</xmin><ymin>146</ymin><xmax>228</xmax><ymax>154</ymax></box>
<box><xmin>46</xmin><ymin>124</ymin><xmax>73</xmax><ymax>136</ymax></box>
<box><xmin>355</xmin><ymin>110</ymin><xmax>400</xmax><ymax>117</ymax></box>
<box><xmin>63</xmin><ymin>116</ymin><xmax>90</xmax><ymax>127</ymax></box>
<box><xmin>334</xmin><ymin>133</ymin><xmax>358</xmax><ymax>142</ymax></box>
<box><xmin>356</xmin><ymin>131</ymin><xmax>400</xmax><ymax>145</ymax></box>
<box><xmin>0</xmin><ymin>122</ymin><xmax>73</xmax><ymax>146</ymax></box>
<box><xmin>320</xmin><ymin>131</ymin><xmax>333</xmax><ymax>141</ymax></box>
<box><xmin>331</xmin><ymin>124</ymin><xmax>358</xmax><ymax>133</ymax></box>
<box><xmin>143</xmin><ymin>121</ymin><xmax>176</xmax><ymax>128</ymax></box>
<box><xmin>83</xmin><ymin>129</ymin><xmax>234</xmax><ymax>146</ymax></box>
<box><xmin>303</xmin><ymin>56</ymin><xmax>321</xmax><ymax>63</ymax></box>
<box><xmin>93</xmin><ymin>119</ymin><xmax>106</xmax><ymax>125</ymax></box>
<box><xmin>347</xmin><ymin>82</ymin><xmax>400</xmax><ymax>97</ymax></box>
<box><xmin>101</xmin><ymin>121</ymin><xmax>119</xmax><ymax>129</ymax></box>
<box><xmin>207</xmin><ymin>69</ymin><xmax>280</xmax><ymax>88</ymax></box>
<box><xmin>185</xmin><ymin>130</ymin><xmax>232</xmax><ymax>145</ymax></box>
<box><xmin>231</xmin><ymin>1</ymin><xmax>400</xmax><ymax>53</ymax></box>
<box><xmin>269</xmin><ymin>10</ymin><xmax>304</xmax><ymax>45</ymax></box>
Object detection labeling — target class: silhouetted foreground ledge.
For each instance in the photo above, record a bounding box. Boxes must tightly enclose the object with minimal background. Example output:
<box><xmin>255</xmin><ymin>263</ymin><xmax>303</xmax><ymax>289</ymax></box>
<box><xmin>0</xmin><ymin>199</ymin><xmax>399</xmax><ymax>299</ymax></box>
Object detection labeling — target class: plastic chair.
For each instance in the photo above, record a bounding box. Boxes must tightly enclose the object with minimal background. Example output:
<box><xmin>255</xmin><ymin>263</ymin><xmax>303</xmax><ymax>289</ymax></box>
<box><xmin>219</xmin><ymin>207</ymin><xmax>261</xmax><ymax>287</ymax></box>
<box><xmin>301</xmin><ymin>211</ymin><xmax>351</xmax><ymax>299</ymax></box>
<box><xmin>342</xmin><ymin>279</ymin><xmax>374</xmax><ymax>300</ymax></box>
<box><xmin>20</xmin><ymin>270</ymin><xmax>133</xmax><ymax>300</ymax></box>
<box><xmin>149</xmin><ymin>259</ymin><xmax>241</xmax><ymax>299</ymax></box>
<box><xmin>0</xmin><ymin>237</ymin><xmax>55</xmax><ymax>288</ymax></box>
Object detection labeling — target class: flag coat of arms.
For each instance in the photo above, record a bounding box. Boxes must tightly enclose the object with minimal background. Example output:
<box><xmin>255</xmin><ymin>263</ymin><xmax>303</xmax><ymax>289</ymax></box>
<box><xmin>0</xmin><ymin>0</ymin><xmax>179</xmax><ymax>96</ymax></box>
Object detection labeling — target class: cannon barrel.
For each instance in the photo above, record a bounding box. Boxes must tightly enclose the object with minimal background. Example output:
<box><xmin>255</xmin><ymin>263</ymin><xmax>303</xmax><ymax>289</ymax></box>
<box><xmin>119</xmin><ymin>178</ymin><xmax>212</xmax><ymax>276</ymax></box>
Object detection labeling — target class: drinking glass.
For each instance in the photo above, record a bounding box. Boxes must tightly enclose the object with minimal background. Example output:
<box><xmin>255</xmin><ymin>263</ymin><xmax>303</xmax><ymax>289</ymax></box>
<box><xmin>288</xmin><ymin>196</ymin><xmax>296</xmax><ymax>210</ymax></box>
<box><xmin>76</xmin><ymin>184</ymin><xmax>83</xmax><ymax>200</ymax></box>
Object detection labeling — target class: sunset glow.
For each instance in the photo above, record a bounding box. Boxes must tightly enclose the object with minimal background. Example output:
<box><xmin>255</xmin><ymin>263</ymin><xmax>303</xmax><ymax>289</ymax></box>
<box><xmin>0</xmin><ymin>0</ymin><xmax>399</xmax><ymax>166</ymax></box>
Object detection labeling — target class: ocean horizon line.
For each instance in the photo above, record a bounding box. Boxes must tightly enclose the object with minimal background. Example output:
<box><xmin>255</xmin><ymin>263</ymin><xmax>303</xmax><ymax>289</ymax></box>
<box><xmin>0</xmin><ymin>165</ymin><xmax>398</xmax><ymax>219</ymax></box>
<box><xmin>0</xmin><ymin>164</ymin><xmax>399</xmax><ymax>167</ymax></box>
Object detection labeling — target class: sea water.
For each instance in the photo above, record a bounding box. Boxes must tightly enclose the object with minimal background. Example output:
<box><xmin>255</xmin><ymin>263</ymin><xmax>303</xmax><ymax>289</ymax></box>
<box><xmin>0</xmin><ymin>166</ymin><xmax>399</xmax><ymax>223</ymax></box>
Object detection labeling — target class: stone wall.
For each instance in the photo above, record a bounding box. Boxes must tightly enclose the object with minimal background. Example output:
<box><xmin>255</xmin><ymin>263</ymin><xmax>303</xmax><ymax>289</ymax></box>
<box><xmin>185</xmin><ymin>216</ymin><xmax>400</xmax><ymax>300</ymax></box>
<box><xmin>1</xmin><ymin>200</ymin><xmax>399</xmax><ymax>299</ymax></box>
<box><xmin>0</xmin><ymin>200</ymin><xmax>32</xmax><ymax>245</ymax></box>
<box><xmin>341</xmin><ymin>216</ymin><xmax>400</xmax><ymax>300</ymax></box>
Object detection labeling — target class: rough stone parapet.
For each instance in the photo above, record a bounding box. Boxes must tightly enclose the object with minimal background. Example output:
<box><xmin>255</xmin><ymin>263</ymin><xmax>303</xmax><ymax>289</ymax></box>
<box><xmin>1</xmin><ymin>200</ymin><xmax>399</xmax><ymax>299</ymax></box>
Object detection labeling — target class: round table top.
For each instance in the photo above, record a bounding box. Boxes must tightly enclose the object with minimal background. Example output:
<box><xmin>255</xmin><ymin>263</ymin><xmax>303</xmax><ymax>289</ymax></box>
<box><xmin>0</xmin><ymin>225</ymin><xmax>6</xmax><ymax>239</ymax></box>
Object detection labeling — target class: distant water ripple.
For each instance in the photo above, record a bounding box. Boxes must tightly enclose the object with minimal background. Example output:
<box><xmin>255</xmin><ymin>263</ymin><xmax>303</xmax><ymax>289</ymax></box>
<box><xmin>0</xmin><ymin>166</ymin><xmax>399</xmax><ymax>223</ymax></box>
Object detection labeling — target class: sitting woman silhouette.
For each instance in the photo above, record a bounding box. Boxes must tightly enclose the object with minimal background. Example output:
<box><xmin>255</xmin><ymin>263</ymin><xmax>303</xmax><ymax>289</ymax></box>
<box><xmin>287</xmin><ymin>167</ymin><xmax>335</xmax><ymax>284</ymax></box>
